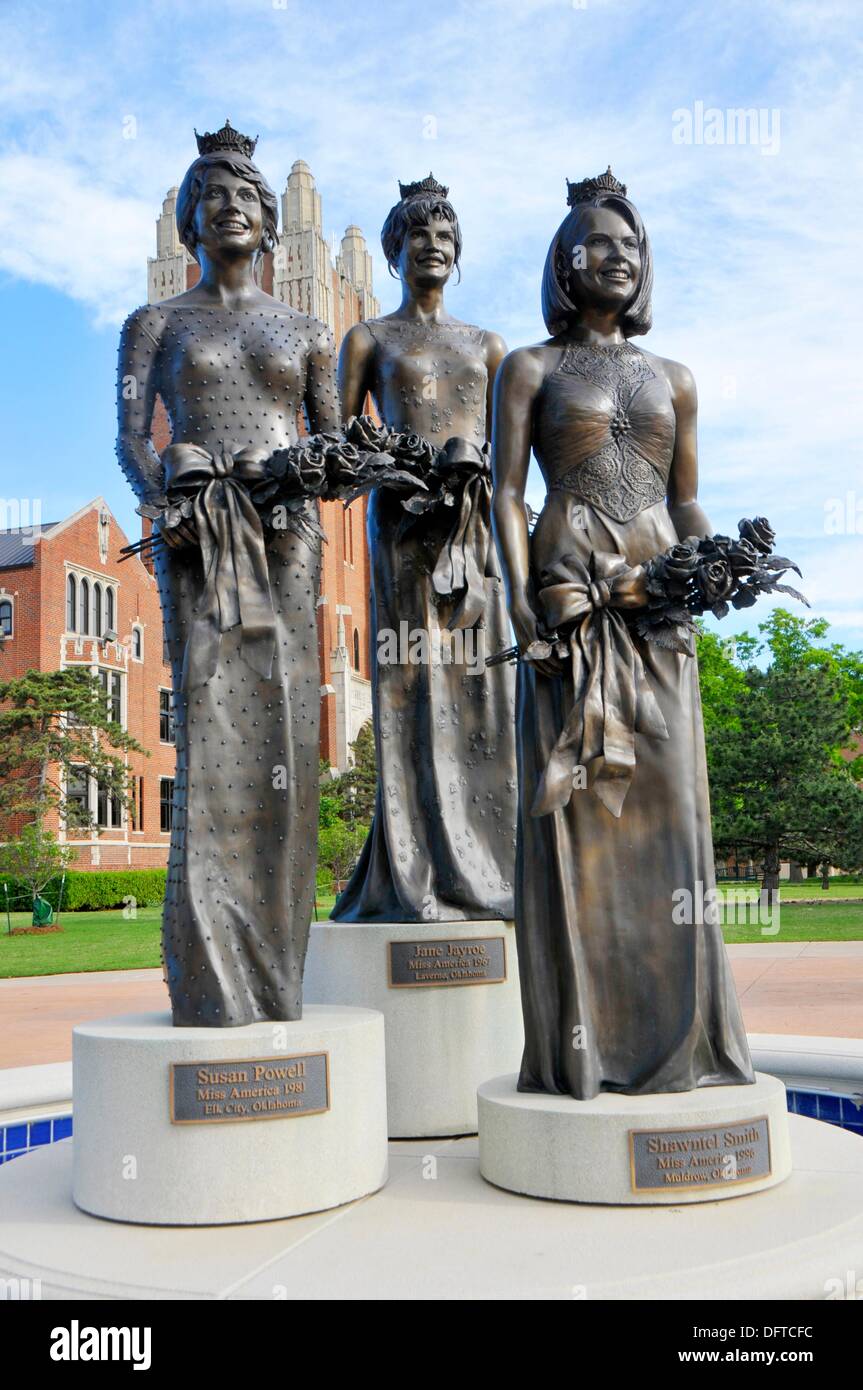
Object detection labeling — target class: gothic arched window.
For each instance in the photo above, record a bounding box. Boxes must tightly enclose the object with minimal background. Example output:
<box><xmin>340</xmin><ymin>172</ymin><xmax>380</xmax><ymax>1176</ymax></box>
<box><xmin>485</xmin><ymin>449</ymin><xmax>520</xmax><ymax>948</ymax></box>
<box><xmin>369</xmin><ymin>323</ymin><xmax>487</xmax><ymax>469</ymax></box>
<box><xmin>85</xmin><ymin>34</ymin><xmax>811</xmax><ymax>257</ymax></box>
<box><xmin>67</xmin><ymin>574</ymin><xmax>77</xmax><ymax>632</ymax></box>
<box><xmin>79</xmin><ymin>578</ymin><xmax>90</xmax><ymax>635</ymax></box>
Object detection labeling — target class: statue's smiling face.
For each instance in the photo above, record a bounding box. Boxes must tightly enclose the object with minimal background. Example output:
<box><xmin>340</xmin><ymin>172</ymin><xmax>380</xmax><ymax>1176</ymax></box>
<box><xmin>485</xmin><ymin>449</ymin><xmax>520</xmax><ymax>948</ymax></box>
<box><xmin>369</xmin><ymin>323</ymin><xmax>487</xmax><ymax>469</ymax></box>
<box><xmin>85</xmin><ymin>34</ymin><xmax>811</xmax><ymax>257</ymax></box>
<box><xmin>399</xmin><ymin>216</ymin><xmax>456</xmax><ymax>286</ymax></box>
<box><xmin>194</xmin><ymin>168</ymin><xmax>263</xmax><ymax>255</ymax></box>
<box><xmin>570</xmin><ymin>206</ymin><xmax>641</xmax><ymax>310</ymax></box>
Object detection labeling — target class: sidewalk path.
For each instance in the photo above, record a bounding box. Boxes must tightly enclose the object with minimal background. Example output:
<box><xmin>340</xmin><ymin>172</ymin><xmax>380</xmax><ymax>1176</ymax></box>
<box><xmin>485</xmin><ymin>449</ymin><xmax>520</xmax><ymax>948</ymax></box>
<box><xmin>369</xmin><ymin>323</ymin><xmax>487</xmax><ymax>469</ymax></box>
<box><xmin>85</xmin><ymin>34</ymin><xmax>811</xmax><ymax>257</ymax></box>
<box><xmin>1</xmin><ymin>944</ymin><xmax>862</xmax><ymax>1069</ymax></box>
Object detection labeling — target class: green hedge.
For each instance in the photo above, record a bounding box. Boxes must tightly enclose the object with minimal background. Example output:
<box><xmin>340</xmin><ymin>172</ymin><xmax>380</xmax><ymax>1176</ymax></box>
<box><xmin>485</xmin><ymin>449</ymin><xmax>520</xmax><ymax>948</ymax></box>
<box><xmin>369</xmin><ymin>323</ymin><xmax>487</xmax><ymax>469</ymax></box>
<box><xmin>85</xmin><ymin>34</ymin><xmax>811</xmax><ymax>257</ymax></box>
<box><xmin>0</xmin><ymin>869</ymin><xmax>166</xmax><ymax>912</ymax></box>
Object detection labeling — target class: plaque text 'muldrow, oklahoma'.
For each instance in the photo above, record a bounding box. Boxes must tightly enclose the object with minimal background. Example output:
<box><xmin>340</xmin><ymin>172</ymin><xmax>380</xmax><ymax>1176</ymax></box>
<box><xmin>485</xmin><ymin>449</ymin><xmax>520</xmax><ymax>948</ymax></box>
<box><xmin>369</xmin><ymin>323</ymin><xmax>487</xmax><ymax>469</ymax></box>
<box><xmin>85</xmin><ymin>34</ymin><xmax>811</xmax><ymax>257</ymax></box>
<box><xmin>170</xmin><ymin>1052</ymin><xmax>330</xmax><ymax>1125</ymax></box>
<box><xmin>629</xmin><ymin>1115</ymin><xmax>772</xmax><ymax>1192</ymax></box>
<box><xmin>388</xmin><ymin>937</ymin><xmax>507</xmax><ymax>988</ymax></box>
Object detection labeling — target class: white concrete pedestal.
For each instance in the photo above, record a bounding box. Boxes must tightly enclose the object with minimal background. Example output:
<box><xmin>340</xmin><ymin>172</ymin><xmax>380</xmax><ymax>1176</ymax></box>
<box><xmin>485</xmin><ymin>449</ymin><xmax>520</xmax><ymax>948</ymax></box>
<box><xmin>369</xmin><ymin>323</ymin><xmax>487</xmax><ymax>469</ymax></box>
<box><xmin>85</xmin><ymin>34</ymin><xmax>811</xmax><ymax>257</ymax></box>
<box><xmin>304</xmin><ymin>920</ymin><xmax>523</xmax><ymax>1137</ymax></box>
<box><xmin>72</xmin><ymin>1007</ymin><xmax>387</xmax><ymax>1225</ymax></box>
<box><xmin>479</xmin><ymin>1071</ymin><xmax>791</xmax><ymax>1205</ymax></box>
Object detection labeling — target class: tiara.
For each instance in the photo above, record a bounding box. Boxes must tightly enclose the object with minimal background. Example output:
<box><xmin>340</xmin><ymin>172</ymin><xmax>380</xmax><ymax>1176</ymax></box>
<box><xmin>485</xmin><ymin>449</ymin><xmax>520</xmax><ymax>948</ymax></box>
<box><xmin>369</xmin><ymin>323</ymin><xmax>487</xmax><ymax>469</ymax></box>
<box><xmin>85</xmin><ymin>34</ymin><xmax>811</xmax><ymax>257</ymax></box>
<box><xmin>398</xmin><ymin>172</ymin><xmax>449</xmax><ymax>201</ymax></box>
<box><xmin>194</xmin><ymin>119</ymin><xmax>258</xmax><ymax>160</ymax></box>
<box><xmin>566</xmin><ymin>166</ymin><xmax>627</xmax><ymax>207</ymax></box>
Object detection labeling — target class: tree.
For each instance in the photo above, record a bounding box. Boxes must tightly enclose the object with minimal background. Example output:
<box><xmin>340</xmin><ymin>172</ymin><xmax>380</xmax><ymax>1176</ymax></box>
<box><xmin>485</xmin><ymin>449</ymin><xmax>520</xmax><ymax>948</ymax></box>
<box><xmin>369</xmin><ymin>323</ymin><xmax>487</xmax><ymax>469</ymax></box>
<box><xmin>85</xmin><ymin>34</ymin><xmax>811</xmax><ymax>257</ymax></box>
<box><xmin>0</xmin><ymin>823</ymin><xmax>74</xmax><ymax>926</ymax></box>
<box><xmin>702</xmin><ymin>625</ymin><xmax>863</xmax><ymax>898</ymax></box>
<box><xmin>334</xmin><ymin>721</ymin><xmax>377</xmax><ymax>822</ymax></box>
<box><xmin>0</xmin><ymin>668</ymin><xmax>145</xmax><ymax>835</ymax></box>
<box><xmin>317</xmin><ymin>819</ymin><xmax>368</xmax><ymax>894</ymax></box>
<box><xmin>318</xmin><ymin>760</ymin><xmax>343</xmax><ymax>829</ymax></box>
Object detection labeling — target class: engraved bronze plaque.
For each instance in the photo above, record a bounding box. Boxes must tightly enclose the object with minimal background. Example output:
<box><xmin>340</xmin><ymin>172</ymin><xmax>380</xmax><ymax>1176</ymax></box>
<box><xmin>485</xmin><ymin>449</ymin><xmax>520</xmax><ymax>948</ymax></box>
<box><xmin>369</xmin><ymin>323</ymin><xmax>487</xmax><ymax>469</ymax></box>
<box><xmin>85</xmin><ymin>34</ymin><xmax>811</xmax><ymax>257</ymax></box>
<box><xmin>388</xmin><ymin>936</ymin><xmax>507</xmax><ymax>988</ymax></box>
<box><xmin>629</xmin><ymin>1115</ymin><xmax>772</xmax><ymax>1192</ymax></box>
<box><xmin>170</xmin><ymin>1052</ymin><xmax>330</xmax><ymax>1125</ymax></box>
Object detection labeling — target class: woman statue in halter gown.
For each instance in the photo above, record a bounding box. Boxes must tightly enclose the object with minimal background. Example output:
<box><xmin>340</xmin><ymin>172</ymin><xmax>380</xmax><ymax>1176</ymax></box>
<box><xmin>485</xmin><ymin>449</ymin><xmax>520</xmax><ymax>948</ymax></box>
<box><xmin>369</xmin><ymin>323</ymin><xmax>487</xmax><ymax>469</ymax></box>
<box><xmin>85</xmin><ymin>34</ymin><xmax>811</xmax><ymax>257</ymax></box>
<box><xmin>491</xmin><ymin>169</ymin><xmax>754</xmax><ymax>1097</ymax></box>
<box><xmin>116</xmin><ymin>123</ymin><xmax>340</xmax><ymax>1026</ymax></box>
<box><xmin>332</xmin><ymin>175</ymin><xmax>517</xmax><ymax>924</ymax></box>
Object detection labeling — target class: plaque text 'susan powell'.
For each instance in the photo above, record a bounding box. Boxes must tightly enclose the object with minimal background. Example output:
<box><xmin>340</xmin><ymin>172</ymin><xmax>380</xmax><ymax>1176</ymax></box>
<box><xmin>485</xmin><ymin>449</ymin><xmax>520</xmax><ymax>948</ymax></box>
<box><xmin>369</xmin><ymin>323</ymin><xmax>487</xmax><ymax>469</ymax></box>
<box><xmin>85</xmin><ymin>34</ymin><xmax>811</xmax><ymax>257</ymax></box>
<box><xmin>170</xmin><ymin>1052</ymin><xmax>330</xmax><ymax>1125</ymax></box>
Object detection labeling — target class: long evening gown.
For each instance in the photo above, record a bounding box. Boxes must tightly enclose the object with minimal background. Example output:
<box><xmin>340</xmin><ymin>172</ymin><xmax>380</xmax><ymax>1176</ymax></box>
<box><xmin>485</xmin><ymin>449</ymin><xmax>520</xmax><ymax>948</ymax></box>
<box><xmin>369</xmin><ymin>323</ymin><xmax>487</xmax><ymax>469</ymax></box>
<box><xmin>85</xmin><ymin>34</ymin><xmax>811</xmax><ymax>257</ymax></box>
<box><xmin>331</xmin><ymin>318</ymin><xmax>517</xmax><ymax>923</ymax></box>
<box><xmin>117</xmin><ymin>302</ymin><xmax>338</xmax><ymax>1025</ymax></box>
<box><xmin>517</xmin><ymin>340</ymin><xmax>754</xmax><ymax>1096</ymax></box>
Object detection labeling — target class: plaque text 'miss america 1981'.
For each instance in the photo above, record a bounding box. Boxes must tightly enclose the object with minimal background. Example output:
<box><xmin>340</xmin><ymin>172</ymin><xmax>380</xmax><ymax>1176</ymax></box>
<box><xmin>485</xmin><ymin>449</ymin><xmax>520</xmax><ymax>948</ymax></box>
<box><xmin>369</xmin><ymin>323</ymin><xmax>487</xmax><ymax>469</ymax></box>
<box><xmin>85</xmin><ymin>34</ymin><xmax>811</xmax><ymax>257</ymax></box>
<box><xmin>170</xmin><ymin>1052</ymin><xmax>330</xmax><ymax>1125</ymax></box>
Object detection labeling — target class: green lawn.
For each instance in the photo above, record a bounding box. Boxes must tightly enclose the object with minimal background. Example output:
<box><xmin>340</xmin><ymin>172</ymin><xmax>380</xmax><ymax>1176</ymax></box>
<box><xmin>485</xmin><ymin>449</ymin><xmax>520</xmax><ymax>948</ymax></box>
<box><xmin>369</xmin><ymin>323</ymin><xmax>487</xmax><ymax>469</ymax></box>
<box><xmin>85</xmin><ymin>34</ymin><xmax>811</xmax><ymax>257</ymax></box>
<box><xmin>720</xmin><ymin>901</ymin><xmax>863</xmax><ymax>942</ymax></box>
<box><xmin>0</xmin><ymin>895</ymin><xmax>340</xmax><ymax>978</ymax></box>
<box><xmin>0</xmin><ymin>893</ymin><xmax>860</xmax><ymax>977</ymax></box>
<box><xmin>719</xmin><ymin>882</ymin><xmax>863</xmax><ymax>901</ymax></box>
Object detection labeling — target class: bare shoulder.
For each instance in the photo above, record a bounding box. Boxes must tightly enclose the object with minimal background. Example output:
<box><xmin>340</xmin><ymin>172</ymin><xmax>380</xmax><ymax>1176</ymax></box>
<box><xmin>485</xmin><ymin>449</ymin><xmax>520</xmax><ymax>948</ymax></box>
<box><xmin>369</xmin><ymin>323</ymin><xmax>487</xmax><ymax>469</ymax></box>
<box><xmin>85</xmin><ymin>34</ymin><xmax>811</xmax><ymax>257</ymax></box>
<box><xmin>499</xmin><ymin>341</ymin><xmax>561</xmax><ymax>394</ymax></box>
<box><xmin>344</xmin><ymin>320</ymin><xmax>378</xmax><ymax>348</ymax></box>
<box><xmin>479</xmin><ymin>328</ymin><xmax>508</xmax><ymax>366</ymax></box>
<box><xmin>641</xmin><ymin>348</ymin><xmax>697</xmax><ymax>406</ymax></box>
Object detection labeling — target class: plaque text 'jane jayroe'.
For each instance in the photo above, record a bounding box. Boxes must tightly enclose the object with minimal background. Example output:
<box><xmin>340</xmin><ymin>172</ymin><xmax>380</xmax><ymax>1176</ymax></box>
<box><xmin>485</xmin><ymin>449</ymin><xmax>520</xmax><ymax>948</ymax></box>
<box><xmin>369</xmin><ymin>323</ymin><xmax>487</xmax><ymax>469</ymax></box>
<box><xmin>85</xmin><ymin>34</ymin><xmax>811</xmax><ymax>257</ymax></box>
<box><xmin>629</xmin><ymin>1116</ymin><xmax>772</xmax><ymax>1192</ymax></box>
<box><xmin>388</xmin><ymin>937</ymin><xmax>507</xmax><ymax>988</ymax></box>
<box><xmin>170</xmin><ymin>1052</ymin><xmax>330</xmax><ymax>1125</ymax></box>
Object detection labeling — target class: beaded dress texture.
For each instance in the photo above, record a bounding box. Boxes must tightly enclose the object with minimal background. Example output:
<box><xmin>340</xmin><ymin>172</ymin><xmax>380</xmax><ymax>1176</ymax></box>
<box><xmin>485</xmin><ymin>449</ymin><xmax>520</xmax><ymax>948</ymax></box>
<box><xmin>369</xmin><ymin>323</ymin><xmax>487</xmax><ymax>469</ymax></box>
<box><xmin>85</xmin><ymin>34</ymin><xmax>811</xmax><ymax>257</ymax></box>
<box><xmin>517</xmin><ymin>341</ymin><xmax>754</xmax><ymax>1096</ymax></box>
<box><xmin>117</xmin><ymin>302</ymin><xmax>339</xmax><ymax>1025</ymax></box>
<box><xmin>331</xmin><ymin>318</ymin><xmax>517</xmax><ymax>923</ymax></box>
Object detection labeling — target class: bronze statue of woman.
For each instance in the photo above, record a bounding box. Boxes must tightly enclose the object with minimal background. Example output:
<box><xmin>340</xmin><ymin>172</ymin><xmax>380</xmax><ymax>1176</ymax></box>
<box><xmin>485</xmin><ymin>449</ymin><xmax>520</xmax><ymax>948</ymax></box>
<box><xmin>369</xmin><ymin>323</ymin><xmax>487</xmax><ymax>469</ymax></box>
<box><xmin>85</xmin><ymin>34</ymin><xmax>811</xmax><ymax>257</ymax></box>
<box><xmin>491</xmin><ymin>169</ymin><xmax>754</xmax><ymax>1096</ymax></box>
<box><xmin>116</xmin><ymin>122</ymin><xmax>340</xmax><ymax>1026</ymax></box>
<box><xmin>332</xmin><ymin>175</ymin><xmax>517</xmax><ymax>923</ymax></box>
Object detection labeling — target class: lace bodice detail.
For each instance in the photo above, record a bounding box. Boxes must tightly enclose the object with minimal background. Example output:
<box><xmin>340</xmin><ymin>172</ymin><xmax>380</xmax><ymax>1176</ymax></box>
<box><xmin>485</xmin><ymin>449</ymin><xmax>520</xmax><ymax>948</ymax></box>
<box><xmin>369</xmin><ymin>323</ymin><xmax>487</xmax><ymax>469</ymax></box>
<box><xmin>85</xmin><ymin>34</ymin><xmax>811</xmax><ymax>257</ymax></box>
<box><xmin>535</xmin><ymin>342</ymin><xmax>676</xmax><ymax>524</ymax></box>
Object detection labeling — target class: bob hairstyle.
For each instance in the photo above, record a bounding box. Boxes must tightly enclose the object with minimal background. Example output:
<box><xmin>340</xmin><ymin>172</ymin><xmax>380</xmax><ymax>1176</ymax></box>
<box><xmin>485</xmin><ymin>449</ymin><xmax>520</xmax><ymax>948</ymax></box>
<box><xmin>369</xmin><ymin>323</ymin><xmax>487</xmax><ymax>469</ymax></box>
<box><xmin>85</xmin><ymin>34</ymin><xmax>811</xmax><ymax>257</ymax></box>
<box><xmin>176</xmin><ymin>152</ymin><xmax>279</xmax><ymax>261</ymax></box>
<box><xmin>541</xmin><ymin>193</ymin><xmax>653</xmax><ymax>338</ymax></box>
<box><xmin>381</xmin><ymin>191</ymin><xmax>463</xmax><ymax>281</ymax></box>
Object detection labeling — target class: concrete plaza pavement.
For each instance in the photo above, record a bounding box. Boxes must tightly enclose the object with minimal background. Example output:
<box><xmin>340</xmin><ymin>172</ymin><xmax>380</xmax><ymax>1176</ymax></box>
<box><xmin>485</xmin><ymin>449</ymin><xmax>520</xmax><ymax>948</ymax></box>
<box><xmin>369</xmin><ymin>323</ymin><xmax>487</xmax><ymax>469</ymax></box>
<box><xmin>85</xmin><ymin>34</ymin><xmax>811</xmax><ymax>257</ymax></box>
<box><xmin>1</xmin><ymin>942</ymin><xmax>862</xmax><ymax>1069</ymax></box>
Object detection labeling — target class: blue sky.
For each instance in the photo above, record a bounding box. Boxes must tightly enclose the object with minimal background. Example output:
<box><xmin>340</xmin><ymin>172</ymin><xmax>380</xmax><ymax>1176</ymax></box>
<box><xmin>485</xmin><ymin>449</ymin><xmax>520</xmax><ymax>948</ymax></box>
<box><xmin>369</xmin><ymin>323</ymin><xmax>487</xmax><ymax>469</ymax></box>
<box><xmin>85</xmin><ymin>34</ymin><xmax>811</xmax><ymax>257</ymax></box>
<box><xmin>1</xmin><ymin>0</ymin><xmax>861</xmax><ymax>650</ymax></box>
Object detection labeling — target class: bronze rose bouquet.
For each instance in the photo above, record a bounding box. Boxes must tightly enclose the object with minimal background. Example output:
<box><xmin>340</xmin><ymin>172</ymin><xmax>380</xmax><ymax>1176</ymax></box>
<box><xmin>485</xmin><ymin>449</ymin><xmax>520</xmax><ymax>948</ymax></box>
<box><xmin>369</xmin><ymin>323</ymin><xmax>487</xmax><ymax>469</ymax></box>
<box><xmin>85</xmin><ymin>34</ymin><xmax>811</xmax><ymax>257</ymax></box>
<box><xmin>634</xmin><ymin>518</ymin><xmax>807</xmax><ymax>652</ymax></box>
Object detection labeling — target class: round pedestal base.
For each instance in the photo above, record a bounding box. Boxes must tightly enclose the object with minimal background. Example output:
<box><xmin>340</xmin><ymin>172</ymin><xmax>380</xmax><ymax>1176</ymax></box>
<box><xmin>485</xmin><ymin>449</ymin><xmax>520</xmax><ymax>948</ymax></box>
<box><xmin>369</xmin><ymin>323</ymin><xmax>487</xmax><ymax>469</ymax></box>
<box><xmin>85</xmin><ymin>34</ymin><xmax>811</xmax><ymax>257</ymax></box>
<box><xmin>478</xmin><ymin>1071</ymin><xmax>791</xmax><ymax>1205</ymax></box>
<box><xmin>72</xmin><ymin>1006</ymin><xmax>387</xmax><ymax>1225</ymax></box>
<box><xmin>304</xmin><ymin>921</ymin><xmax>523</xmax><ymax>1137</ymax></box>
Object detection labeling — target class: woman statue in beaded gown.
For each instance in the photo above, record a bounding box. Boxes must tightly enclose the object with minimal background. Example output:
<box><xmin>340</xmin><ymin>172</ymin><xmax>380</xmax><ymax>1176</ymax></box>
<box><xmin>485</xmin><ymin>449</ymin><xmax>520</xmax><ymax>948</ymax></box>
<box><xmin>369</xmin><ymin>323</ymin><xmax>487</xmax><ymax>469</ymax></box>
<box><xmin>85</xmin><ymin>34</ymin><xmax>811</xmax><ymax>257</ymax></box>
<box><xmin>331</xmin><ymin>176</ymin><xmax>517</xmax><ymax>924</ymax></box>
<box><xmin>116</xmin><ymin>123</ymin><xmax>340</xmax><ymax>1026</ymax></box>
<box><xmin>491</xmin><ymin>170</ymin><xmax>754</xmax><ymax>1096</ymax></box>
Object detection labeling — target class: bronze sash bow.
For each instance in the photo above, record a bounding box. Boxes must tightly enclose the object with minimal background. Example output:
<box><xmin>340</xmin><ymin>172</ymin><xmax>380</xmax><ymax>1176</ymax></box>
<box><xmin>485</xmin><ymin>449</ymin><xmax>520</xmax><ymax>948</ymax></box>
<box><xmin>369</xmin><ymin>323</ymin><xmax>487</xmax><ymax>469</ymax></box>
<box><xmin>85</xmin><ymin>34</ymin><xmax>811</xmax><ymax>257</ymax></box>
<box><xmin>531</xmin><ymin>551</ymin><xmax>670</xmax><ymax>819</ymax></box>
<box><xmin>161</xmin><ymin>443</ymin><xmax>277</xmax><ymax>692</ymax></box>
<box><xmin>429</xmin><ymin>438</ymin><xmax>494</xmax><ymax>631</ymax></box>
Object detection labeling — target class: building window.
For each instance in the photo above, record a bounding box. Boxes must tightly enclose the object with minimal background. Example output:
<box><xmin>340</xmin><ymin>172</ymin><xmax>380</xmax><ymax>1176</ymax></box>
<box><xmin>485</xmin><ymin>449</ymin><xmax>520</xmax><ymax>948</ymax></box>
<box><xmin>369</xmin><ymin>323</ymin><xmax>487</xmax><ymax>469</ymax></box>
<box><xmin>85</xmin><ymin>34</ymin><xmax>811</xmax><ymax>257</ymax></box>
<box><xmin>159</xmin><ymin>689</ymin><xmax>175</xmax><ymax>744</ymax></box>
<box><xmin>67</xmin><ymin>574</ymin><xmax>77</xmax><ymax>632</ymax></box>
<box><xmin>106</xmin><ymin>586</ymin><xmax>115</xmax><ymax>634</ymax></box>
<box><xmin>99</xmin><ymin>669</ymin><xmax>123</xmax><ymax>726</ymax></box>
<box><xmin>353</xmin><ymin>627</ymin><xmax>360</xmax><ymax>671</ymax></box>
<box><xmin>93</xmin><ymin>582</ymin><xmax>103</xmax><ymax>637</ymax></box>
<box><xmin>132</xmin><ymin>626</ymin><xmax>143</xmax><ymax>661</ymax></box>
<box><xmin>160</xmin><ymin>778</ymin><xmax>174</xmax><ymax>833</ymax></box>
<box><xmin>0</xmin><ymin>599</ymin><xmax>12</xmax><ymax>639</ymax></box>
<box><xmin>79</xmin><ymin>578</ymin><xmax>90</xmax><ymax>635</ymax></box>
<box><xmin>96</xmin><ymin>781</ymin><xmax>123</xmax><ymax>830</ymax></box>
<box><xmin>66</xmin><ymin>765</ymin><xmax>91</xmax><ymax>828</ymax></box>
<box><xmin>133</xmin><ymin>776</ymin><xmax>144</xmax><ymax>831</ymax></box>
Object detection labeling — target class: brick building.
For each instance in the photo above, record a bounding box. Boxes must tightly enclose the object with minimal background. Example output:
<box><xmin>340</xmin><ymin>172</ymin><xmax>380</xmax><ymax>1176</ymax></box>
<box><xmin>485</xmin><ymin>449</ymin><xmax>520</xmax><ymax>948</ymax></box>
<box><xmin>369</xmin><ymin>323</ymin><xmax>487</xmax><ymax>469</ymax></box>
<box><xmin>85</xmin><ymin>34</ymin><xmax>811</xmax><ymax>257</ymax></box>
<box><xmin>0</xmin><ymin>500</ymin><xmax>175</xmax><ymax>869</ymax></box>
<box><xmin>0</xmin><ymin>161</ymin><xmax>379</xmax><ymax>871</ymax></box>
<box><xmin>147</xmin><ymin>158</ymin><xmax>378</xmax><ymax>772</ymax></box>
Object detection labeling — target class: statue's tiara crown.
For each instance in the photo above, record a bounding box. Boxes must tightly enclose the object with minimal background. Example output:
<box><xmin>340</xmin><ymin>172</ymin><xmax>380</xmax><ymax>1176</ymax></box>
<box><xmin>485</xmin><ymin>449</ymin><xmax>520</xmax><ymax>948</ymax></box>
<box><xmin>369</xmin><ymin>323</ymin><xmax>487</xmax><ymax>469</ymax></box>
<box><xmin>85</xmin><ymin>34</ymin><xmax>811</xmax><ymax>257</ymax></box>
<box><xmin>398</xmin><ymin>172</ymin><xmax>449</xmax><ymax>201</ymax></box>
<box><xmin>194</xmin><ymin>119</ymin><xmax>258</xmax><ymax>161</ymax></box>
<box><xmin>566</xmin><ymin>166</ymin><xmax>627</xmax><ymax>207</ymax></box>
